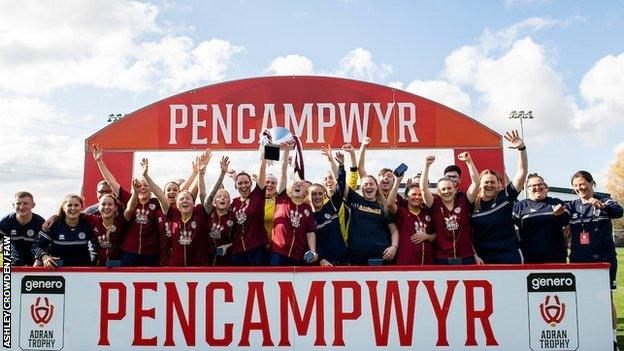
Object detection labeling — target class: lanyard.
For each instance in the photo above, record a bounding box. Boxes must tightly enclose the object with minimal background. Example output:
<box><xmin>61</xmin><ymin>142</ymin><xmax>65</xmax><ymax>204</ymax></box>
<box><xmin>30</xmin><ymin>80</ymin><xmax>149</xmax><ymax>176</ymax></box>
<box><xmin>577</xmin><ymin>202</ymin><xmax>598</xmax><ymax>233</ymax></box>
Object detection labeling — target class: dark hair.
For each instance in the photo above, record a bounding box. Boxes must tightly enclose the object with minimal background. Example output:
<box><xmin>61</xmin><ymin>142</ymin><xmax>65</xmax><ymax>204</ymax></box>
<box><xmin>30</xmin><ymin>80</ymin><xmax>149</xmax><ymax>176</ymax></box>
<box><xmin>571</xmin><ymin>170</ymin><xmax>596</xmax><ymax>186</ymax></box>
<box><xmin>404</xmin><ymin>183</ymin><xmax>420</xmax><ymax>197</ymax></box>
<box><xmin>526</xmin><ymin>173</ymin><xmax>545</xmax><ymax>185</ymax></box>
<box><xmin>235</xmin><ymin>172</ymin><xmax>252</xmax><ymax>188</ymax></box>
<box><xmin>444</xmin><ymin>165</ymin><xmax>462</xmax><ymax>177</ymax></box>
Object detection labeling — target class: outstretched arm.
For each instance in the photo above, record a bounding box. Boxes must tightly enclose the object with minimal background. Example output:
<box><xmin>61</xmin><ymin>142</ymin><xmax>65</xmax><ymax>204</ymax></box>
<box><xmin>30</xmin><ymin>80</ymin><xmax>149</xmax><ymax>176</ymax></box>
<box><xmin>140</xmin><ymin>158</ymin><xmax>170</xmax><ymax>214</ymax></box>
<box><xmin>124</xmin><ymin>179</ymin><xmax>141</xmax><ymax>221</ymax></box>
<box><xmin>341</xmin><ymin>144</ymin><xmax>357</xmax><ymax>199</ymax></box>
<box><xmin>321</xmin><ymin>145</ymin><xmax>338</xmax><ymax>178</ymax></box>
<box><xmin>420</xmin><ymin>156</ymin><xmax>435</xmax><ymax>208</ymax></box>
<box><xmin>504</xmin><ymin>130</ymin><xmax>528</xmax><ymax>193</ymax></box>
<box><xmin>357</xmin><ymin>137</ymin><xmax>371</xmax><ymax>178</ymax></box>
<box><xmin>458</xmin><ymin>152</ymin><xmax>480</xmax><ymax>203</ymax></box>
<box><xmin>91</xmin><ymin>143</ymin><xmax>121</xmax><ymax>197</ymax></box>
<box><xmin>277</xmin><ymin>142</ymin><xmax>294</xmax><ymax>194</ymax></box>
<box><xmin>203</xmin><ymin>156</ymin><xmax>229</xmax><ymax>215</ymax></box>
<box><xmin>257</xmin><ymin>145</ymin><xmax>268</xmax><ymax>190</ymax></box>
<box><xmin>196</xmin><ymin>154</ymin><xmax>209</xmax><ymax>204</ymax></box>
<box><xmin>387</xmin><ymin>172</ymin><xmax>404</xmax><ymax>214</ymax></box>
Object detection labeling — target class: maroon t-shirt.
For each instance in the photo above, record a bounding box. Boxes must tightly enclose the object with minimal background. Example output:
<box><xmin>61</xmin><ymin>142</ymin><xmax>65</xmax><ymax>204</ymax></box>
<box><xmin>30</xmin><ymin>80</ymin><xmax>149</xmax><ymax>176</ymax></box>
<box><xmin>230</xmin><ymin>185</ymin><xmax>268</xmax><ymax>254</ymax></box>
<box><xmin>207</xmin><ymin>210</ymin><xmax>235</xmax><ymax>266</ymax></box>
<box><xmin>86</xmin><ymin>214</ymin><xmax>128</xmax><ymax>266</ymax></box>
<box><xmin>119</xmin><ymin>187</ymin><xmax>160</xmax><ymax>255</ymax></box>
<box><xmin>167</xmin><ymin>204</ymin><xmax>208</xmax><ymax>267</ymax></box>
<box><xmin>394</xmin><ymin>206</ymin><xmax>434</xmax><ymax>265</ymax></box>
<box><xmin>271</xmin><ymin>191</ymin><xmax>316</xmax><ymax>260</ymax></box>
<box><xmin>431</xmin><ymin>194</ymin><xmax>473</xmax><ymax>259</ymax></box>
<box><xmin>156</xmin><ymin>208</ymin><xmax>173</xmax><ymax>266</ymax></box>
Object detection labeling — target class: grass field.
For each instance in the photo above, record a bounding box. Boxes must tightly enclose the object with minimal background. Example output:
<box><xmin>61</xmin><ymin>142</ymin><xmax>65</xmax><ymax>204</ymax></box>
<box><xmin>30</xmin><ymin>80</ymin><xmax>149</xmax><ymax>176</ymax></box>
<box><xmin>616</xmin><ymin>247</ymin><xmax>624</xmax><ymax>345</ymax></box>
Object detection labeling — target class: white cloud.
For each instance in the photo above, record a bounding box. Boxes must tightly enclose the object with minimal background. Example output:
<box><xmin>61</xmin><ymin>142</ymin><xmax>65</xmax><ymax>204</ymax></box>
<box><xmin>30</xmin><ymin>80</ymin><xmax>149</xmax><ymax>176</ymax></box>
<box><xmin>335</xmin><ymin>48</ymin><xmax>393</xmax><ymax>81</ymax></box>
<box><xmin>265</xmin><ymin>48</ymin><xmax>393</xmax><ymax>82</ymax></box>
<box><xmin>265</xmin><ymin>54</ymin><xmax>315</xmax><ymax>75</ymax></box>
<box><xmin>0</xmin><ymin>0</ymin><xmax>244</xmax><ymax>95</ymax></box>
<box><xmin>575</xmin><ymin>53</ymin><xmax>624</xmax><ymax>128</ymax></box>
<box><xmin>404</xmin><ymin>80</ymin><xmax>471</xmax><ymax>113</ymax></box>
<box><xmin>0</xmin><ymin>96</ymin><xmax>96</xmax><ymax>215</ymax></box>
<box><xmin>438</xmin><ymin>19</ymin><xmax>583</xmax><ymax>143</ymax></box>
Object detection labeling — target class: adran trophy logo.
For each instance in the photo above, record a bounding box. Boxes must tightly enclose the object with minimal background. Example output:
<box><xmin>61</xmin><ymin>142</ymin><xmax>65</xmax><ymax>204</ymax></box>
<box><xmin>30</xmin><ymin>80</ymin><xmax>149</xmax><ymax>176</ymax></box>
<box><xmin>30</xmin><ymin>297</ymin><xmax>54</xmax><ymax>327</ymax></box>
<box><xmin>539</xmin><ymin>295</ymin><xmax>566</xmax><ymax>327</ymax></box>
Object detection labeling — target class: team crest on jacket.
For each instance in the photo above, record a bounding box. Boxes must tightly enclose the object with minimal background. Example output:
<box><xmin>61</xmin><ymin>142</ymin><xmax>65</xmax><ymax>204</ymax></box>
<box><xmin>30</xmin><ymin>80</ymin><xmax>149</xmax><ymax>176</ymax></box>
<box><xmin>454</xmin><ymin>207</ymin><xmax>461</xmax><ymax>214</ymax></box>
<box><xmin>149</xmin><ymin>203</ymin><xmax>156</xmax><ymax>210</ymax></box>
<box><xmin>190</xmin><ymin>221</ymin><xmax>197</xmax><ymax>229</ymax></box>
<box><xmin>27</xmin><ymin>229</ymin><xmax>35</xmax><ymax>237</ymax></box>
<box><xmin>425</xmin><ymin>215</ymin><xmax>431</xmax><ymax>222</ymax></box>
<box><xmin>304</xmin><ymin>209</ymin><xmax>310</xmax><ymax>217</ymax></box>
<box><xmin>324</xmin><ymin>213</ymin><xmax>331</xmax><ymax>219</ymax></box>
<box><xmin>226</xmin><ymin>220</ymin><xmax>233</xmax><ymax>227</ymax></box>
<box><xmin>78</xmin><ymin>232</ymin><xmax>86</xmax><ymax>240</ymax></box>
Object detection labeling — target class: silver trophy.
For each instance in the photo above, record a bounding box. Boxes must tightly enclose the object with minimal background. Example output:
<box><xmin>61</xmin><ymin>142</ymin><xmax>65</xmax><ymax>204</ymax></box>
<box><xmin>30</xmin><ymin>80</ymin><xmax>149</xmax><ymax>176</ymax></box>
<box><xmin>259</xmin><ymin>127</ymin><xmax>305</xmax><ymax>180</ymax></box>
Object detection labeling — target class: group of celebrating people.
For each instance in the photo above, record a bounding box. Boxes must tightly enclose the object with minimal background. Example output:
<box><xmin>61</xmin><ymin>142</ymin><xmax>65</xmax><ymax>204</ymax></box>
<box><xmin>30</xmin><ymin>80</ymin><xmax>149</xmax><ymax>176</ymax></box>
<box><xmin>3</xmin><ymin>129</ymin><xmax>622</xmax><ymax>348</ymax></box>
<box><xmin>2</xmin><ymin>130</ymin><xmax>622</xmax><ymax>272</ymax></box>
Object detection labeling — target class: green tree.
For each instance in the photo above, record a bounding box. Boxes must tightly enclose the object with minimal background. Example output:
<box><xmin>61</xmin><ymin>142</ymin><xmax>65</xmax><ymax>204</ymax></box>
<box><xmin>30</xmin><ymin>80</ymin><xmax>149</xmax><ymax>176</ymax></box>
<box><xmin>607</xmin><ymin>147</ymin><xmax>624</xmax><ymax>231</ymax></box>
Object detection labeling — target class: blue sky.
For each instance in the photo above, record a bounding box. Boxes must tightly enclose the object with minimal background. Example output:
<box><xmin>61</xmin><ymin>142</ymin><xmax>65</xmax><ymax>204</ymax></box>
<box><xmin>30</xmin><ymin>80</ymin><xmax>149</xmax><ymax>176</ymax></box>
<box><xmin>1</xmin><ymin>0</ymin><xmax>623</xmax><ymax>215</ymax></box>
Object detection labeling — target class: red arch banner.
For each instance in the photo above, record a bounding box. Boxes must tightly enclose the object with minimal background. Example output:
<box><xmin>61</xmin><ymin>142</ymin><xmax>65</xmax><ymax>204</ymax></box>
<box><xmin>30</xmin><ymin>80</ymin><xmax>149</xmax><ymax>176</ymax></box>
<box><xmin>83</xmin><ymin>76</ymin><xmax>503</xmax><ymax>203</ymax></box>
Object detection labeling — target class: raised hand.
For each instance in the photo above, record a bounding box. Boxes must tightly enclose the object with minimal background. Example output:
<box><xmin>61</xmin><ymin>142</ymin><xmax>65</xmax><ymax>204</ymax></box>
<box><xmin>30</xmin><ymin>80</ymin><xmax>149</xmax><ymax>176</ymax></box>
<box><xmin>227</xmin><ymin>169</ymin><xmax>237</xmax><ymax>181</ymax></box>
<box><xmin>90</xmin><ymin>143</ymin><xmax>103</xmax><ymax>162</ymax></box>
<box><xmin>425</xmin><ymin>155</ymin><xmax>436</xmax><ymax>166</ymax></box>
<box><xmin>140</xmin><ymin>158</ymin><xmax>149</xmax><ymax>176</ymax></box>
<box><xmin>361</xmin><ymin>137</ymin><xmax>371</xmax><ymax>147</ymax></box>
<box><xmin>131</xmin><ymin>178</ymin><xmax>142</xmax><ymax>192</ymax></box>
<box><xmin>321</xmin><ymin>145</ymin><xmax>334</xmax><ymax>162</ymax></box>
<box><xmin>335</xmin><ymin>151</ymin><xmax>345</xmax><ymax>165</ymax></box>
<box><xmin>281</xmin><ymin>139</ymin><xmax>296</xmax><ymax>149</ymax></box>
<box><xmin>457</xmin><ymin>151</ymin><xmax>471</xmax><ymax>162</ymax></box>
<box><xmin>203</xmin><ymin>148</ymin><xmax>213</xmax><ymax>163</ymax></box>
<box><xmin>341</xmin><ymin>143</ymin><xmax>355</xmax><ymax>153</ymax></box>
<box><xmin>220</xmin><ymin>156</ymin><xmax>230</xmax><ymax>173</ymax></box>
<box><xmin>196</xmin><ymin>154</ymin><xmax>209</xmax><ymax>174</ymax></box>
<box><xmin>504</xmin><ymin>130</ymin><xmax>525</xmax><ymax>150</ymax></box>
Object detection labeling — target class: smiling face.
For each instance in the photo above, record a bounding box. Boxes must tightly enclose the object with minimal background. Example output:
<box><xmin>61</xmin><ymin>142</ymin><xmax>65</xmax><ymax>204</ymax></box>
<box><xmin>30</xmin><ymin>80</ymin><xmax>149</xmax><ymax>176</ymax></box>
<box><xmin>98</xmin><ymin>195</ymin><xmax>118</xmax><ymax>219</ymax></box>
<box><xmin>405</xmin><ymin>186</ymin><xmax>423</xmax><ymax>209</ymax></box>
<box><xmin>323</xmin><ymin>171</ymin><xmax>336</xmax><ymax>193</ymax></box>
<box><xmin>213</xmin><ymin>189</ymin><xmax>231</xmax><ymax>211</ymax></box>
<box><xmin>63</xmin><ymin>197</ymin><xmax>83</xmax><ymax>221</ymax></box>
<box><xmin>527</xmin><ymin>176</ymin><xmax>548</xmax><ymax>201</ymax></box>
<box><xmin>164</xmin><ymin>182</ymin><xmax>180</xmax><ymax>205</ymax></box>
<box><xmin>437</xmin><ymin>179</ymin><xmax>456</xmax><ymax>203</ymax></box>
<box><xmin>137</xmin><ymin>178</ymin><xmax>151</xmax><ymax>201</ymax></box>
<box><xmin>176</xmin><ymin>191</ymin><xmax>195</xmax><ymax>215</ymax></box>
<box><xmin>479</xmin><ymin>174</ymin><xmax>499</xmax><ymax>199</ymax></box>
<box><xmin>13</xmin><ymin>194</ymin><xmax>34</xmax><ymax>218</ymax></box>
<box><xmin>236</xmin><ymin>173</ymin><xmax>252</xmax><ymax>198</ymax></box>
<box><xmin>265</xmin><ymin>177</ymin><xmax>277</xmax><ymax>198</ymax></box>
<box><xmin>572</xmin><ymin>176</ymin><xmax>594</xmax><ymax>200</ymax></box>
<box><xmin>378</xmin><ymin>170</ymin><xmax>395</xmax><ymax>193</ymax></box>
<box><xmin>290</xmin><ymin>180</ymin><xmax>309</xmax><ymax>200</ymax></box>
<box><xmin>361</xmin><ymin>176</ymin><xmax>379</xmax><ymax>201</ymax></box>
<box><xmin>309</xmin><ymin>184</ymin><xmax>326</xmax><ymax>209</ymax></box>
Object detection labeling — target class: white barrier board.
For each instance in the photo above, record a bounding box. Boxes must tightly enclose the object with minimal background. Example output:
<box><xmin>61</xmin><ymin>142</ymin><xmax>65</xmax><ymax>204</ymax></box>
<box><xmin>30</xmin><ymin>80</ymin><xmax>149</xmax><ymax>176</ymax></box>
<box><xmin>5</xmin><ymin>264</ymin><xmax>612</xmax><ymax>350</ymax></box>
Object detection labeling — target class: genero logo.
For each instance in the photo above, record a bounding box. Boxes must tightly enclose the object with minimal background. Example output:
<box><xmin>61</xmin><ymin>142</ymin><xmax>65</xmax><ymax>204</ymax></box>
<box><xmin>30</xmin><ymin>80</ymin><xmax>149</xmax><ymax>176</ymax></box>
<box><xmin>527</xmin><ymin>273</ymin><xmax>578</xmax><ymax>351</ymax></box>
<box><xmin>19</xmin><ymin>276</ymin><xmax>65</xmax><ymax>351</ymax></box>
